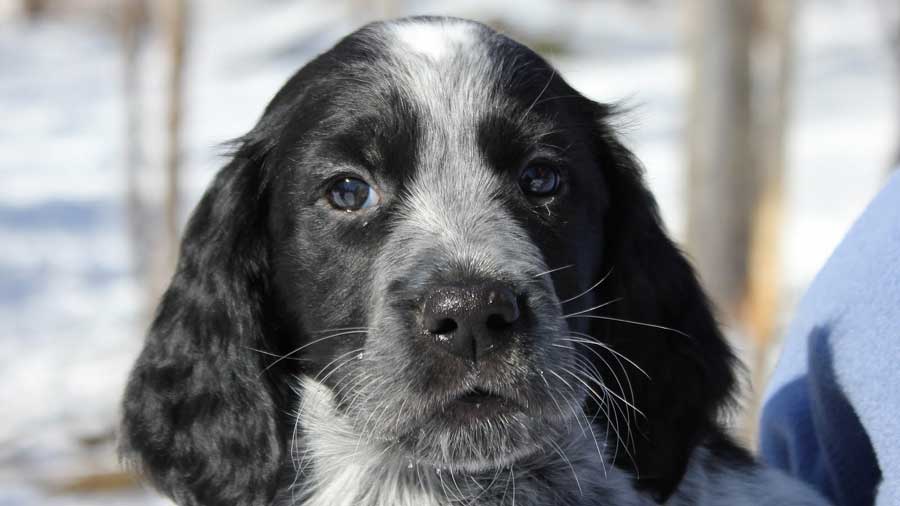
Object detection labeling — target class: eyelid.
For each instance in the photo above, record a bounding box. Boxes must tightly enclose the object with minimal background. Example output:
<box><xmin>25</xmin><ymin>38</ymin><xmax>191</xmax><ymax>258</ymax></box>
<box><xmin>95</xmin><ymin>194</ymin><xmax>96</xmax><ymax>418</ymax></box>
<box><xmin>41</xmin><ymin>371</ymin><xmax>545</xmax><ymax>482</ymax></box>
<box><xmin>519</xmin><ymin>154</ymin><xmax>569</xmax><ymax>180</ymax></box>
<box><xmin>318</xmin><ymin>168</ymin><xmax>378</xmax><ymax>194</ymax></box>
<box><xmin>522</xmin><ymin>146</ymin><xmax>569</xmax><ymax>168</ymax></box>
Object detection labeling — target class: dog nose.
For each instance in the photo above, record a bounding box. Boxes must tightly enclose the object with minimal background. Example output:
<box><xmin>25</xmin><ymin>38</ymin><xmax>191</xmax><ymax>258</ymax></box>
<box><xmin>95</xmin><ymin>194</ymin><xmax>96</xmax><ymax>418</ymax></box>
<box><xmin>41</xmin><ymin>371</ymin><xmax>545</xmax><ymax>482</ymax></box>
<box><xmin>422</xmin><ymin>283</ymin><xmax>520</xmax><ymax>363</ymax></box>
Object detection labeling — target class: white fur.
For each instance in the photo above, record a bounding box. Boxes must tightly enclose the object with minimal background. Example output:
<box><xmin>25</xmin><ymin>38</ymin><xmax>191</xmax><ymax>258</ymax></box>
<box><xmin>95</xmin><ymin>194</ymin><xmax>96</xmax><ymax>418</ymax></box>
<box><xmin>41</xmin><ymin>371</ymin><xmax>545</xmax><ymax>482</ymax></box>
<box><xmin>390</xmin><ymin>20</ymin><xmax>476</xmax><ymax>61</ymax></box>
<box><xmin>285</xmin><ymin>378</ymin><xmax>651</xmax><ymax>506</ymax></box>
<box><xmin>287</xmin><ymin>378</ymin><xmax>445</xmax><ymax>506</ymax></box>
<box><xmin>384</xmin><ymin>18</ymin><xmax>495</xmax><ymax>127</ymax></box>
<box><xmin>382</xmin><ymin>20</ymin><xmax>547</xmax><ymax>281</ymax></box>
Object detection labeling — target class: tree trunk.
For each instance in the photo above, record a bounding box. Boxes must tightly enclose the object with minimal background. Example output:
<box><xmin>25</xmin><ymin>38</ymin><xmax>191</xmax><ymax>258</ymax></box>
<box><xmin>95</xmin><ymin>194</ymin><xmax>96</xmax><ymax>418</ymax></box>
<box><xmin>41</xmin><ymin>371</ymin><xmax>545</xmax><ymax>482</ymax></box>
<box><xmin>159</xmin><ymin>0</ymin><xmax>188</xmax><ymax>293</ymax></box>
<box><xmin>879</xmin><ymin>1</ymin><xmax>900</xmax><ymax>169</ymax></box>
<box><xmin>685</xmin><ymin>0</ymin><xmax>755</xmax><ymax>321</ymax></box>
<box><xmin>741</xmin><ymin>0</ymin><xmax>794</xmax><ymax>444</ymax></box>
<box><xmin>686</xmin><ymin>0</ymin><xmax>795</xmax><ymax>441</ymax></box>
<box><xmin>120</xmin><ymin>0</ymin><xmax>151</xmax><ymax>320</ymax></box>
<box><xmin>22</xmin><ymin>0</ymin><xmax>48</xmax><ymax>19</ymax></box>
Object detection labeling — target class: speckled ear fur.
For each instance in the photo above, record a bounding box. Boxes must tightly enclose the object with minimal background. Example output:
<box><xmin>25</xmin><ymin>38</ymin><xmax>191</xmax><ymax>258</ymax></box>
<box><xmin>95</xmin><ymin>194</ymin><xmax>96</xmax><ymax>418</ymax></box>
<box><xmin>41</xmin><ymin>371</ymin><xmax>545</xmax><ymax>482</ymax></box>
<box><xmin>120</xmin><ymin>137</ymin><xmax>286</xmax><ymax>506</ymax></box>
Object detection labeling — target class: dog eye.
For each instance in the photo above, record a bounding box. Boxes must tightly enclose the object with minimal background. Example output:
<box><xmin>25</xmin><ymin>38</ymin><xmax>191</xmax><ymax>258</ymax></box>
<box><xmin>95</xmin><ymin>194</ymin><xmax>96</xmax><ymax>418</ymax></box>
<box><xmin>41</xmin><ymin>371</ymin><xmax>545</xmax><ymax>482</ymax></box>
<box><xmin>519</xmin><ymin>165</ymin><xmax>560</xmax><ymax>196</ymax></box>
<box><xmin>326</xmin><ymin>177</ymin><xmax>380</xmax><ymax>211</ymax></box>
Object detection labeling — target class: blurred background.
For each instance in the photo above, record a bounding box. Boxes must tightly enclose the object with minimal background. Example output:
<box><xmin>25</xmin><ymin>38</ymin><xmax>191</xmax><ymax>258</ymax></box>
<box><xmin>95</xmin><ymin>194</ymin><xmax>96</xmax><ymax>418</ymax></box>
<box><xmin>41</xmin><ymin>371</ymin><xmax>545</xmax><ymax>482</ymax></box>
<box><xmin>0</xmin><ymin>0</ymin><xmax>897</xmax><ymax>503</ymax></box>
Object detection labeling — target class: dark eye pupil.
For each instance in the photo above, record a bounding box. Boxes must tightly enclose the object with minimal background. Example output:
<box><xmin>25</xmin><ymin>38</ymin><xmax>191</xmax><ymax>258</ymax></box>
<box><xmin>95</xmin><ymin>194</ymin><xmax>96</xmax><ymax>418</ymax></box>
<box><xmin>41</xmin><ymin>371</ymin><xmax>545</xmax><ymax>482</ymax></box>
<box><xmin>520</xmin><ymin>166</ymin><xmax>559</xmax><ymax>196</ymax></box>
<box><xmin>329</xmin><ymin>178</ymin><xmax>370</xmax><ymax>210</ymax></box>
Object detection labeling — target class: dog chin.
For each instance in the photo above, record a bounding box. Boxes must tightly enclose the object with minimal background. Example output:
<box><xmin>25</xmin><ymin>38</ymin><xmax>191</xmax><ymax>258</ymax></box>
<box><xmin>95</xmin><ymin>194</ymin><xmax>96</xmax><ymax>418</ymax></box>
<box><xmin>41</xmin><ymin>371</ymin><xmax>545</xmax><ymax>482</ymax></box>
<box><xmin>299</xmin><ymin>377</ymin><xmax>572</xmax><ymax>476</ymax></box>
<box><xmin>431</xmin><ymin>446</ymin><xmax>542</xmax><ymax>474</ymax></box>
<box><xmin>398</xmin><ymin>409</ymin><xmax>559</xmax><ymax>473</ymax></box>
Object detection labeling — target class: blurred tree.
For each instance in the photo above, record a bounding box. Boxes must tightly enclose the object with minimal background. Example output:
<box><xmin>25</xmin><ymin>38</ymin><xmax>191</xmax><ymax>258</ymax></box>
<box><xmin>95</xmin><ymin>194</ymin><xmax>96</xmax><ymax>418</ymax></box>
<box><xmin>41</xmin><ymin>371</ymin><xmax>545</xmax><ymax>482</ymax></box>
<box><xmin>351</xmin><ymin>0</ymin><xmax>400</xmax><ymax>22</ymax></box>
<box><xmin>119</xmin><ymin>0</ymin><xmax>151</xmax><ymax>318</ymax></box>
<box><xmin>119</xmin><ymin>0</ymin><xmax>189</xmax><ymax>318</ymax></box>
<box><xmin>686</xmin><ymin>0</ymin><xmax>755</xmax><ymax>322</ymax></box>
<box><xmin>742</xmin><ymin>0</ymin><xmax>795</xmax><ymax>442</ymax></box>
<box><xmin>158</xmin><ymin>0</ymin><xmax>188</xmax><ymax>297</ymax></box>
<box><xmin>22</xmin><ymin>0</ymin><xmax>47</xmax><ymax>19</ymax></box>
<box><xmin>686</xmin><ymin>0</ymin><xmax>794</xmax><ymax>438</ymax></box>
<box><xmin>877</xmin><ymin>0</ymin><xmax>900</xmax><ymax>169</ymax></box>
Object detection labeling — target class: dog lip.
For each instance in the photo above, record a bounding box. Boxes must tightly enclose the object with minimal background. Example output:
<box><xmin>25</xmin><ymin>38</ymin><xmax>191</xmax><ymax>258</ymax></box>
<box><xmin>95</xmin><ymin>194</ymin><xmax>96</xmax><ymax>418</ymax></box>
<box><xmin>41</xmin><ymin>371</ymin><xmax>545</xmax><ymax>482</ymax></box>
<box><xmin>445</xmin><ymin>387</ymin><xmax>522</xmax><ymax>417</ymax></box>
<box><xmin>455</xmin><ymin>387</ymin><xmax>499</xmax><ymax>404</ymax></box>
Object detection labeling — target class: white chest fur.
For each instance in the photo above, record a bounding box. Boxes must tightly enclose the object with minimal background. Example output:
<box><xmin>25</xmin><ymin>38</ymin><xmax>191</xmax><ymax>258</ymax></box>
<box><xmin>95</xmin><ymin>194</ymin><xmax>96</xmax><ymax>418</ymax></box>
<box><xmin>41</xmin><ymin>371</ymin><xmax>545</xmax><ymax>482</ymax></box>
<box><xmin>280</xmin><ymin>378</ymin><xmax>649</xmax><ymax>506</ymax></box>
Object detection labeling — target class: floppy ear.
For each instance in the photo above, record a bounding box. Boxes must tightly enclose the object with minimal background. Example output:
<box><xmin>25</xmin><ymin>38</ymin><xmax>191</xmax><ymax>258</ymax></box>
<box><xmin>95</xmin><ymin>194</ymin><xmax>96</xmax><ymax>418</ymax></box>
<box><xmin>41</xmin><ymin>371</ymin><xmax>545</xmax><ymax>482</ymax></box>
<box><xmin>120</xmin><ymin>138</ymin><xmax>285</xmax><ymax>506</ymax></box>
<box><xmin>587</xmin><ymin>105</ymin><xmax>738</xmax><ymax>501</ymax></box>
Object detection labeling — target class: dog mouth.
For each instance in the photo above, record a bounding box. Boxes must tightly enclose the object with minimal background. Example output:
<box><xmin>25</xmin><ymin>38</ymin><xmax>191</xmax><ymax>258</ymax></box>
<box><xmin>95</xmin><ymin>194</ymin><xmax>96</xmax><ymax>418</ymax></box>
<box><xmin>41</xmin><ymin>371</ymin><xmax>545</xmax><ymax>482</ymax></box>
<box><xmin>395</xmin><ymin>385</ymin><xmax>556</xmax><ymax>471</ymax></box>
<box><xmin>454</xmin><ymin>387</ymin><xmax>503</xmax><ymax>404</ymax></box>
<box><xmin>444</xmin><ymin>387</ymin><xmax>520</xmax><ymax>420</ymax></box>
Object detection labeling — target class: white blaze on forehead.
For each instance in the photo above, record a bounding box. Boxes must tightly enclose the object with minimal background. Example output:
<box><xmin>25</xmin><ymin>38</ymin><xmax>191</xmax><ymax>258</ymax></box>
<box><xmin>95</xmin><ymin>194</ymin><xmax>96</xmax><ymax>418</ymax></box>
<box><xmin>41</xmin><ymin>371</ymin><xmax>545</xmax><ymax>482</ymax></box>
<box><xmin>389</xmin><ymin>20</ymin><xmax>476</xmax><ymax>61</ymax></box>
<box><xmin>383</xmin><ymin>19</ymin><xmax>492</xmax><ymax>124</ymax></box>
<box><xmin>380</xmin><ymin>20</ymin><xmax>544</xmax><ymax>276</ymax></box>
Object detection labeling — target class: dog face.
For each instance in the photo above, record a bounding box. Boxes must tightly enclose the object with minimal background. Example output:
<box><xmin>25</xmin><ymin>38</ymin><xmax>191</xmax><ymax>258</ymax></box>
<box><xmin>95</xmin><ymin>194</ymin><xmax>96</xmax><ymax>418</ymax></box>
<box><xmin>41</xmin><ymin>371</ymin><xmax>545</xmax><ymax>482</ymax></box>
<box><xmin>122</xmin><ymin>17</ymin><xmax>736</xmax><ymax>506</ymax></box>
<box><xmin>266</xmin><ymin>19</ymin><xmax>609</xmax><ymax>472</ymax></box>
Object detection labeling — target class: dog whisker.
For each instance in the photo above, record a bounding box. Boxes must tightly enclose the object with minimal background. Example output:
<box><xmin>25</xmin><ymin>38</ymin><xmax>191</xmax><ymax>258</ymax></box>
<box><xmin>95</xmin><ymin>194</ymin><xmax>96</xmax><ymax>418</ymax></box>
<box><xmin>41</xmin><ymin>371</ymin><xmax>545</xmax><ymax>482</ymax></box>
<box><xmin>355</xmin><ymin>387</ymin><xmax>395</xmax><ymax>452</ymax></box>
<box><xmin>546</xmin><ymin>368</ymin><xmax>593</xmax><ymax>436</ymax></box>
<box><xmin>520</xmin><ymin>69</ymin><xmax>557</xmax><ymax>123</ymax></box>
<box><xmin>559</xmin><ymin>365</ymin><xmax>634</xmax><ymax>469</ymax></box>
<box><xmin>568</xmin><ymin>358</ymin><xmax>642</xmax><ymax>471</ymax></box>
<box><xmin>568</xmin><ymin>358</ymin><xmax>643</xmax><ymax>417</ymax></box>
<box><xmin>312</xmin><ymin>347</ymin><xmax>367</xmax><ymax>385</ymax></box>
<box><xmin>571</xmin><ymin>356</ymin><xmax>638</xmax><ymax>460</ymax></box>
<box><xmin>564</xmin><ymin>340</ymin><xmax>639</xmax><ymax>426</ymax></box>
<box><xmin>260</xmin><ymin>330</ymin><xmax>368</xmax><ymax>374</ymax></box>
<box><xmin>559</xmin><ymin>267</ymin><xmax>614</xmax><ymax>305</ymax></box>
<box><xmin>565</xmin><ymin>315</ymin><xmax>693</xmax><ymax>339</ymax></box>
<box><xmin>390</xmin><ymin>395</ymin><xmax>410</xmax><ymax>435</ymax></box>
<box><xmin>310</xmin><ymin>326</ymin><xmax>371</xmax><ymax>334</ymax></box>
<box><xmin>564</xmin><ymin>332</ymin><xmax>650</xmax><ymax>379</ymax></box>
<box><xmin>532</xmin><ymin>264</ymin><xmax>573</xmax><ymax>278</ymax></box>
<box><xmin>561</xmin><ymin>297</ymin><xmax>623</xmax><ymax>319</ymax></box>
<box><xmin>545</xmin><ymin>437</ymin><xmax>583</xmax><ymax>497</ymax></box>
<box><xmin>565</xmin><ymin>338</ymin><xmax>641</xmax><ymax>454</ymax></box>
<box><xmin>539</xmin><ymin>369</ymin><xmax>585</xmax><ymax>436</ymax></box>
<box><xmin>575</xmin><ymin>402</ymin><xmax>608</xmax><ymax>477</ymax></box>
<box><xmin>243</xmin><ymin>346</ymin><xmax>301</xmax><ymax>360</ymax></box>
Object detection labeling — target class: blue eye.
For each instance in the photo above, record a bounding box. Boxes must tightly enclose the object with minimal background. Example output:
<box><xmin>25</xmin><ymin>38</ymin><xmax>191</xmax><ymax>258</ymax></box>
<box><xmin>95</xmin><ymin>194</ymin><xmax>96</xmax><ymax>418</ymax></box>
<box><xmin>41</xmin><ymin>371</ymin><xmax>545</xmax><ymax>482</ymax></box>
<box><xmin>519</xmin><ymin>165</ymin><xmax>560</xmax><ymax>196</ymax></box>
<box><xmin>327</xmin><ymin>178</ymin><xmax>380</xmax><ymax>211</ymax></box>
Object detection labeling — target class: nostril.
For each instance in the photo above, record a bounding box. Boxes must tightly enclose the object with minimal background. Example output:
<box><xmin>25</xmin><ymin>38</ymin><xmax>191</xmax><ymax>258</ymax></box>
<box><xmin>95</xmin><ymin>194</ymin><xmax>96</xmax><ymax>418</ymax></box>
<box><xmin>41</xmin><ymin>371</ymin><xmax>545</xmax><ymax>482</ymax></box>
<box><xmin>486</xmin><ymin>313</ymin><xmax>512</xmax><ymax>331</ymax></box>
<box><xmin>421</xmin><ymin>282</ymin><xmax>520</xmax><ymax>362</ymax></box>
<box><xmin>486</xmin><ymin>288</ymin><xmax>520</xmax><ymax>326</ymax></box>
<box><xmin>430</xmin><ymin>317</ymin><xmax>458</xmax><ymax>335</ymax></box>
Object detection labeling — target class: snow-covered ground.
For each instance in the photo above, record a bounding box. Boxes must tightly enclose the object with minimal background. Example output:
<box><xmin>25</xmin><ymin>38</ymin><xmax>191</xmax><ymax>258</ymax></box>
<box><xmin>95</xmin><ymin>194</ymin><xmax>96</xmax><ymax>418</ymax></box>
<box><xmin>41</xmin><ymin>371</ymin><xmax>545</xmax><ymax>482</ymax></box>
<box><xmin>0</xmin><ymin>0</ymin><xmax>895</xmax><ymax>503</ymax></box>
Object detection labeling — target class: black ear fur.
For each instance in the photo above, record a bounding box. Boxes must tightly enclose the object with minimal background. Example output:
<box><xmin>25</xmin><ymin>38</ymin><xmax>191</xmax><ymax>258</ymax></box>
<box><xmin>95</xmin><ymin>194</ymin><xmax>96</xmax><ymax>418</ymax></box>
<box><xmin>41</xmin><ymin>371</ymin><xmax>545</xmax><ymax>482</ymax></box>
<box><xmin>588</xmin><ymin>105</ymin><xmax>738</xmax><ymax>501</ymax></box>
<box><xmin>120</xmin><ymin>138</ymin><xmax>285</xmax><ymax>506</ymax></box>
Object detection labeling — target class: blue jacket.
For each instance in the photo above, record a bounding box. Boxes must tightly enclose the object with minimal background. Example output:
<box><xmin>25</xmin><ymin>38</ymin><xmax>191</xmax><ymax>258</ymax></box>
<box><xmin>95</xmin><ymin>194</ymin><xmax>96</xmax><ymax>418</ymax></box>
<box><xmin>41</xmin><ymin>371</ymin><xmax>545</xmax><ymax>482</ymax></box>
<box><xmin>760</xmin><ymin>172</ymin><xmax>900</xmax><ymax>506</ymax></box>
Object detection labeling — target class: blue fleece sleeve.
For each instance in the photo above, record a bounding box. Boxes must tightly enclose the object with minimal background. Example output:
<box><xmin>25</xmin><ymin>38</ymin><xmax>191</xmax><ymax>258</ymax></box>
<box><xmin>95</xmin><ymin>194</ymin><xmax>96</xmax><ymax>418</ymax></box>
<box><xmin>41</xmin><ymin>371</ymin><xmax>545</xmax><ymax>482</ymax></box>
<box><xmin>759</xmin><ymin>172</ymin><xmax>900</xmax><ymax>506</ymax></box>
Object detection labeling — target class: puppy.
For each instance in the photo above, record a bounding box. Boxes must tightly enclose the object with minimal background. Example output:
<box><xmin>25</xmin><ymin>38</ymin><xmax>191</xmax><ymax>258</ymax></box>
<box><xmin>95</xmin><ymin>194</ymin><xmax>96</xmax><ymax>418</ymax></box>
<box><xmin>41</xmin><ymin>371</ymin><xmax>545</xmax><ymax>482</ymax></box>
<box><xmin>121</xmin><ymin>16</ymin><xmax>828</xmax><ymax>506</ymax></box>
